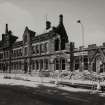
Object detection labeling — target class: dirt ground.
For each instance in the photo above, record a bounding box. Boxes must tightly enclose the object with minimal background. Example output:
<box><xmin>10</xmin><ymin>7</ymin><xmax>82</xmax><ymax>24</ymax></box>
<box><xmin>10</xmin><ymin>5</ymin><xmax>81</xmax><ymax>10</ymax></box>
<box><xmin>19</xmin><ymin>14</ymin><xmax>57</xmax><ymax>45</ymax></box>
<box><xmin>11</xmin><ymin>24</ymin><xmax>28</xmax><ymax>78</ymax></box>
<box><xmin>0</xmin><ymin>84</ymin><xmax>104</xmax><ymax>105</ymax></box>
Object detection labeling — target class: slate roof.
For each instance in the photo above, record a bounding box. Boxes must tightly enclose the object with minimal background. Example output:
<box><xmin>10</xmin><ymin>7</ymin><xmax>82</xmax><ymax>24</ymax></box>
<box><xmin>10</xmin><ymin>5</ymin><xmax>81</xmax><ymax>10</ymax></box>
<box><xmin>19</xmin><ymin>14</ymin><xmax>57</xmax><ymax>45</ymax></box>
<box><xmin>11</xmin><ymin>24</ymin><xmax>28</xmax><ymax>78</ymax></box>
<box><xmin>32</xmin><ymin>31</ymin><xmax>56</xmax><ymax>43</ymax></box>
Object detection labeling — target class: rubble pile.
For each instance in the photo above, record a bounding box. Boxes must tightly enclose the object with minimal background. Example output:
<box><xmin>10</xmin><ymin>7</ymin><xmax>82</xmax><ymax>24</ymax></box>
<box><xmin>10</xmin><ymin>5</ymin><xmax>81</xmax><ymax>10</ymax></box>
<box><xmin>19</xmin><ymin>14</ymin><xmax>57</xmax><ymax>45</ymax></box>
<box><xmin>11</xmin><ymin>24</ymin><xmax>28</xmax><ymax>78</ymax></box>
<box><xmin>57</xmin><ymin>70</ymin><xmax>105</xmax><ymax>81</ymax></box>
<box><xmin>71</xmin><ymin>71</ymin><xmax>105</xmax><ymax>81</ymax></box>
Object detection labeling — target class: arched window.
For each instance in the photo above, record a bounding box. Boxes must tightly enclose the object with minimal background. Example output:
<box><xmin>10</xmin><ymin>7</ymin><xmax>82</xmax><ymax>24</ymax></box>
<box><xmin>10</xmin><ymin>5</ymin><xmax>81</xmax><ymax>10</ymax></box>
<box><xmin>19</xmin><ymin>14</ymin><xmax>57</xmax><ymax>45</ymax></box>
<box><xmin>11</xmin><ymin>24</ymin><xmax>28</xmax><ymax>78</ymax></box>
<box><xmin>55</xmin><ymin>58</ymin><xmax>60</xmax><ymax>70</ymax></box>
<box><xmin>35</xmin><ymin>60</ymin><xmax>39</xmax><ymax>70</ymax></box>
<box><xmin>32</xmin><ymin>60</ymin><xmax>35</xmax><ymax>70</ymax></box>
<box><xmin>84</xmin><ymin>56</ymin><xmax>88</xmax><ymax>70</ymax></box>
<box><xmin>44</xmin><ymin>59</ymin><xmax>48</xmax><ymax>70</ymax></box>
<box><xmin>40</xmin><ymin>59</ymin><xmax>43</xmax><ymax>70</ymax></box>
<box><xmin>55</xmin><ymin>38</ymin><xmax>60</xmax><ymax>51</ymax></box>
<box><xmin>54</xmin><ymin>58</ymin><xmax>66</xmax><ymax>70</ymax></box>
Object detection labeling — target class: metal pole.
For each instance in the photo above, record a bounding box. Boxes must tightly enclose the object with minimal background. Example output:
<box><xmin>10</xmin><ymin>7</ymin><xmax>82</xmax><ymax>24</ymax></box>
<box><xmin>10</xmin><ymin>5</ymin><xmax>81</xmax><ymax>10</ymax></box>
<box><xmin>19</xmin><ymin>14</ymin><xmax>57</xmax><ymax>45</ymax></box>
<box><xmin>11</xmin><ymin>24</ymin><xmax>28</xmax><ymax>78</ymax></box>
<box><xmin>80</xmin><ymin>22</ymin><xmax>84</xmax><ymax>47</ymax></box>
<box><xmin>77</xmin><ymin>20</ymin><xmax>85</xmax><ymax>71</ymax></box>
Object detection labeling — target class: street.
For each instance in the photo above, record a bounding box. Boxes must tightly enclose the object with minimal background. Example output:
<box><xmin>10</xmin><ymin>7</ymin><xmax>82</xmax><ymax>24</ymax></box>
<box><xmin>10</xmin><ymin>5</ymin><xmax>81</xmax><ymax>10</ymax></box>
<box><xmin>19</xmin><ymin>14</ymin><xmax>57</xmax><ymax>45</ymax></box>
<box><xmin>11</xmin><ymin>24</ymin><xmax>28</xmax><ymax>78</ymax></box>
<box><xmin>0</xmin><ymin>84</ymin><xmax>105</xmax><ymax>105</ymax></box>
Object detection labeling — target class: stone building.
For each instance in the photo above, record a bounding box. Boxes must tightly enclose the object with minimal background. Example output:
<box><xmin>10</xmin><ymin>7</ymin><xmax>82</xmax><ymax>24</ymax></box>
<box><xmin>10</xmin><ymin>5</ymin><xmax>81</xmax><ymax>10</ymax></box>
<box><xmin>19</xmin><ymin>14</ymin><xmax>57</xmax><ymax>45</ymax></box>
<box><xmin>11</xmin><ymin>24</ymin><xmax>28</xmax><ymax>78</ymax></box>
<box><xmin>74</xmin><ymin>44</ymin><xmax>105</xmax><ymax>73</ymax></box>
<box><xmin>0</xmin><ymin>14</ymin><xmax>71</xmax><ymax>74</ymax></box>
<box><xmin>0</xmin><ymin>14</ymin><xmax>105</xmax><ymax>74</ymax></box>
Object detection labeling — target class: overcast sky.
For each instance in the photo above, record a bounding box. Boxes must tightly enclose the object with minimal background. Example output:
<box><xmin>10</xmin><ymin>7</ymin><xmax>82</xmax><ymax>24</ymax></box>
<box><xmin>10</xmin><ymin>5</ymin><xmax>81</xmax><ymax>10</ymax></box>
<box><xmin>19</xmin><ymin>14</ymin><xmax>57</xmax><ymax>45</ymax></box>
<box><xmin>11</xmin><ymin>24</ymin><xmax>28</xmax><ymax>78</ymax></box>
<box><xmin>0</xmin><ymin>0</ymin><xmax>105</xmax><ymax>47</ymax></box>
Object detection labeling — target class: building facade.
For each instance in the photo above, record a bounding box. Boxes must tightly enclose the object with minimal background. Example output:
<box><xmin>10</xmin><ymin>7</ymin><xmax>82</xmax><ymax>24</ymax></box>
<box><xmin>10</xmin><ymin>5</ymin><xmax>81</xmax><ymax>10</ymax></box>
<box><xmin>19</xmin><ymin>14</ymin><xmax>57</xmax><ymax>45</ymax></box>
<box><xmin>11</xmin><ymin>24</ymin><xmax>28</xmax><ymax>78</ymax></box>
<box><xmin>74</xmin><ymin>44</ymin><xmax>105</xmax><ymax>73</ymax></box>
<box><xmin>0</xmin><ymin>14</ymin><xmax>105</xmax><ymax>74</ymax></box>
<box><xmin>0</xmin><ymin>14</ymin><xmax>71</xmax><ymax>74</ymax></box>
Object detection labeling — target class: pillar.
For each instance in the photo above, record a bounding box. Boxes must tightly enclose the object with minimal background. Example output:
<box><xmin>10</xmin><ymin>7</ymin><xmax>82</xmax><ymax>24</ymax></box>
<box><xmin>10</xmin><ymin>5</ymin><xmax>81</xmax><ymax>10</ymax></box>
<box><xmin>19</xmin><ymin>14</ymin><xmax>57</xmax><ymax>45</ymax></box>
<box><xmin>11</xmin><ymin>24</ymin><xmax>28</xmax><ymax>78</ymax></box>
<box><xmin>88</xmin><ymin>63</ymin><xmax>92</xmax><ymax>73</ymax></box>
<box><xmin>50</xmin><ymin>58</ymin><xmax>55</xmax><ymax>72</ymax></box>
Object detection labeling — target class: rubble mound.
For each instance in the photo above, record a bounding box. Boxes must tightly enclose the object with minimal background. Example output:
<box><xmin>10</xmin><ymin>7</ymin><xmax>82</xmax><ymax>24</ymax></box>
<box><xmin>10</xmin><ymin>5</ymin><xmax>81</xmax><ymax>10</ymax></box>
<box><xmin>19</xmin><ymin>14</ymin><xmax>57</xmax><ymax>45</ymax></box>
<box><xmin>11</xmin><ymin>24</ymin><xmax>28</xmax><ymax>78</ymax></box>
<box><xmin>59</xmin><ymin>70</ymin><xmax>105</xmax><ymax>81</ymax></box>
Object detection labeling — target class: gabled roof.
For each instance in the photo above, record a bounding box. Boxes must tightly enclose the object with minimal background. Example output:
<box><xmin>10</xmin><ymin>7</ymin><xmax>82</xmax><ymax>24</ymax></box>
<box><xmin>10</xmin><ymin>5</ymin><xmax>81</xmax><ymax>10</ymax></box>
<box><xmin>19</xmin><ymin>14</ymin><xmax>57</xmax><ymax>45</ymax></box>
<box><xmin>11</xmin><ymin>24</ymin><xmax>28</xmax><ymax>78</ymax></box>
<box><xmin>90</xmin><ymin>47</ymin><xmax>105</xmax><ymax>63</ymax></box>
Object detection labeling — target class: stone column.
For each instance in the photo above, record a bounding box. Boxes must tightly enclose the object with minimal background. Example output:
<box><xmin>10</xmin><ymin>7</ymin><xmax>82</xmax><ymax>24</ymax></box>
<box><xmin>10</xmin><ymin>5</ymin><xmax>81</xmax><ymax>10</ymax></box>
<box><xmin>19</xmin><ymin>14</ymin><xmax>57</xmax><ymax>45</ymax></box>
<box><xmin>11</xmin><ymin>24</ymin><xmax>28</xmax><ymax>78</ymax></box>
<box><xmin>88</xmin><ymin>62</ymin><xmax>92</xmax><ymax>73</ymax></box>
<box><xmin>66</xmin><ymin>59</ymin><xmax>70</xmax><ymax>71</ymax></box>
<box><xmin>79</xmin><ymin>56</ymin><xmax>82</xmax><ymax>72</ymax></box>
<box><xmin>49</xmin><ymin>57</ymin><xmax>55</xmax><ymax>72</ymax></box>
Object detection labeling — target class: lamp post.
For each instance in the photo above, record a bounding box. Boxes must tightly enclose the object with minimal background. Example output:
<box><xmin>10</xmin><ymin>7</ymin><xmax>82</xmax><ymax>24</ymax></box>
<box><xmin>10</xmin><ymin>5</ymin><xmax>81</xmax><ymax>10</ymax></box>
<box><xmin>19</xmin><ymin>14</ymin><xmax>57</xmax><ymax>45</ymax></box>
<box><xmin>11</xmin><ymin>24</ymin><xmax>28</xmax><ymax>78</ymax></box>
<box><xmin>77</xmin><ymin>20</ymin><xmax>84</xmax><ymax>47</ymax></box>
<box><xmin>77</xmin><ymin>20</ymin><xmax>85</xmax><ymax>71</ymax></box>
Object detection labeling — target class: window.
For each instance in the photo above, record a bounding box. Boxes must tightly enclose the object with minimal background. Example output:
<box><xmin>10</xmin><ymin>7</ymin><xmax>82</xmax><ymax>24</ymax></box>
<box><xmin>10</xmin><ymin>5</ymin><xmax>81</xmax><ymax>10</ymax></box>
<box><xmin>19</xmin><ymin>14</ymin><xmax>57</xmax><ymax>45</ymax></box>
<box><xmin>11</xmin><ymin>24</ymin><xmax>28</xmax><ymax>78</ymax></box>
<box><xmin>84</xmin><ymin>56</ymin><xmax>88</xmax><ymax>70</ymax></box>
<box><xmin>55</xmin><ymin>58</ymin><xmax>65</xmax><ymax>70</ymax></box>
<box><xmin>40</xmin><ymin>59</ymin><xmax>43</xmax><ymax>70</ymax></box>
<box><xmin>11</xmin><ymin>50</ymin><xmax>13</xmax><ymax>57</ymax></box>
<box><xmin>4</xmin><ymin>51</ymin><xmax>7</xmax><ymax>58</ymax></box>
<box><xmin>14</xmin><ymin>62</ymin><xmax>16</xmax><ymax>70</ymax></box>
<box><xmin>93</xmin><ymin>62</ymin><xmax>96</xmax><ymax>72</ymax></box>
<box><xmin>44</xmin><ymin>59</ymin><xmax>48</xmax><ymax>70</ymax></box>
<box><xmin>0</xmin><ymin>53</ymin><xmax>3</xmax><ymax>59</ymax></box>
<box><xmin>75</xmin><ymin>56</ymin><xmax>79</xmax><ymax>70</ymax></box>
<box><xmin>40</xmin><ymin>44</ymin><xmax>43</xmax><ymax>53</ymax></box>
<box><xmin>19</xmin><ymin>49</ymin><xmax>22</xmax><ymax>56</ymax></box>
<box><xmin>16</xmin><ymin>50</ymin><xmax>19</xmax><ymax>57</ymax></box>
<box><xmin>32</xmin><ymin>46</ymin><xmax>35</xmax><ymax>54</ymax></box>
<box><xmin>36</xmin><ymin>45</ymin><xmax>39</xmax><ymax>54</ymax></box>
<box><xmin>17</xmin><ymin>62</ymin><xmax>19</xmax><ymax>70</ymax></box>
<box><xmin>6</xmin><ymin>51</ymin><xmax>9</xmax><ymax>58</ymax></box>
<box><xmin>19</xmin><ymin>61</ymin><xmax>22</xmax><ymax>69</ymax></box>
<box><xmin>14</xmin><ymin>50</ymin><xmax>16</xmax><ymax>58</ymax></box>
<box><xmin>11</xmin><ymin>62</ymin><xmax>13</xmax><ymax>70</ymax></box>
<box><xmin>32</xmin><ymin>60</ymin><xmax>35</xmax><ymax>70</ymax></box>
<box><xmin>16</xmin><ymin>62</ymin><xmax>18</xmax><ymax>70</ymax></box>
<box><xmin>4</xmin><ymin>52</ymin><xmax>6</xmax><ymax>58</ymax></box>
<box><xmin>0</xmin><ymin>63</ymin><xmax>2</xmax><ymax>69</ymax></box>
<box><xmin>44</xmin><ymin>43</ymin><xmax>48</xmax><ymax>53</ymax></box>
<box><xmin>61</xmin><ymin>59</ymin><xmax>65</xmax><ymax>70</ymax></box>
<box><xmin>36</xmin><ymin>60</ymin><xmax>39</xmax><ymax>70</ymax></box>
<box><xmin>55</xmin><ymin>58</ymin><xmax>60</xmax><ymax>70</ymax></box>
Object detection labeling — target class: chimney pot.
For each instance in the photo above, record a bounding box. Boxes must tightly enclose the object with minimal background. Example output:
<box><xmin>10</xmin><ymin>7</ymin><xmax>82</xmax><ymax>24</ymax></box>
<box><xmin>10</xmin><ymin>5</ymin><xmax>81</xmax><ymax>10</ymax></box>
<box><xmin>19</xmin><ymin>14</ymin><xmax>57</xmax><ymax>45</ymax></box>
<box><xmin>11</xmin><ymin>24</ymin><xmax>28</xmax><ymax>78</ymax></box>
<box><xmin>59</xmin><ymin>14</ymin><xmax>63</xmax><ymax>24</ymax></box>
<box><xmin>5</xmin><ymin>24</ymin><xmax>8</xmax><ymax>34</ymax></box>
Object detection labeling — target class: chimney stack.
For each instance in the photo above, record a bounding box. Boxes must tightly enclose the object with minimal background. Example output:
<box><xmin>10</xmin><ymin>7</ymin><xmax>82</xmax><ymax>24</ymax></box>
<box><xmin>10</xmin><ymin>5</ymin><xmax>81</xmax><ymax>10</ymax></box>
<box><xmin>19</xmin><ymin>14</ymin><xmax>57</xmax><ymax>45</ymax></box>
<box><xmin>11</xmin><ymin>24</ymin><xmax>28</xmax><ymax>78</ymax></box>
<box><xmin>46</xmin><ymin>21</ymin><xmax>51</xmax><ymax>30</ymax></box>
<box><xmin>5</xmin><ymin>24</ymin><xmax>8</xmax><ymax>34</ymax></box>
<box><xmin>59</xmin><ymin>14</ymin><xmax>63</xmax><ymax>24</ymax></box>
